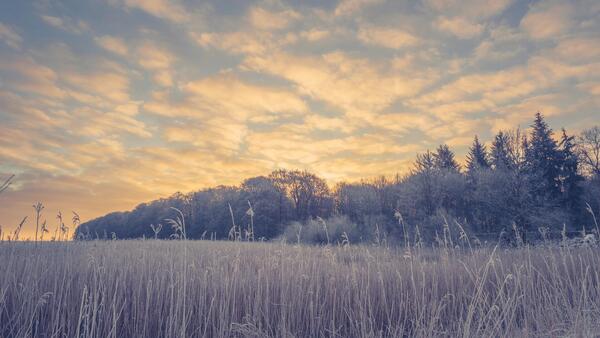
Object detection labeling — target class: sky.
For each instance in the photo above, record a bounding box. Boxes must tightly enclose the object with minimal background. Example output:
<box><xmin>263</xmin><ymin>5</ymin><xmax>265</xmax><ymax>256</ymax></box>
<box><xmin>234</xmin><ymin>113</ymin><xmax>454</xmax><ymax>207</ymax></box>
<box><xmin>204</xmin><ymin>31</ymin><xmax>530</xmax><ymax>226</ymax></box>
<box><xmin>0</xmin><ymin>0</ymin><xmax>599</xmax><ymax>239</ymax></box>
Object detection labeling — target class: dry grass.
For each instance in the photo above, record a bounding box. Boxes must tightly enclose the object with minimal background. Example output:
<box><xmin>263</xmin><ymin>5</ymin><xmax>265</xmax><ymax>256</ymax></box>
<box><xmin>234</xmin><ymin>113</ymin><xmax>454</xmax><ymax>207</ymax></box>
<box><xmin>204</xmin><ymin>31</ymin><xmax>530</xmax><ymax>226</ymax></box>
<box><xmin>1</xmin><ymin>241</ymin><xmax>600</xmax><ymax>337</ymax></box>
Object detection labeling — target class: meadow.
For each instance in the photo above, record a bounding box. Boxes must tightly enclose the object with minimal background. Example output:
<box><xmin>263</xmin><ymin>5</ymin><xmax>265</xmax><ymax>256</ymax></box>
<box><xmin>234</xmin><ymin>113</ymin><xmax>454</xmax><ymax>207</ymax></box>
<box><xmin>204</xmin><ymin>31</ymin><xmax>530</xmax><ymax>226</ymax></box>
<box><xmin>1</xmin><ymin>239</ymin><xmax>599</xmax><ymax>337</ymax></box>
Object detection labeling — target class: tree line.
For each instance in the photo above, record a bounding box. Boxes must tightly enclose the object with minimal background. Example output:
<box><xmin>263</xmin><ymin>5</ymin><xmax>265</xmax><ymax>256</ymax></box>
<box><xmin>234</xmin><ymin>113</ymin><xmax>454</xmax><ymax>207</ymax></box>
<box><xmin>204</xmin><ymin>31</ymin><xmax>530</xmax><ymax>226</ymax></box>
<box><xmin>76</xmin><ymin>113</ymin><xmax>600</xmax><ymax>244</ymax></box>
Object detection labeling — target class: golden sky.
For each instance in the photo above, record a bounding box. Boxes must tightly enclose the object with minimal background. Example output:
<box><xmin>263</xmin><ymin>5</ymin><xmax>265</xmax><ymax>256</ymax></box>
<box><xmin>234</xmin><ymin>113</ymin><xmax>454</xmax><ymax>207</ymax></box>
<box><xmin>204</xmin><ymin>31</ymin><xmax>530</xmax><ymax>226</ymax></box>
<box><xmin>1</xmin><ymin>0</ymin><xmax>599</xmax><ymax>238</ymax></box>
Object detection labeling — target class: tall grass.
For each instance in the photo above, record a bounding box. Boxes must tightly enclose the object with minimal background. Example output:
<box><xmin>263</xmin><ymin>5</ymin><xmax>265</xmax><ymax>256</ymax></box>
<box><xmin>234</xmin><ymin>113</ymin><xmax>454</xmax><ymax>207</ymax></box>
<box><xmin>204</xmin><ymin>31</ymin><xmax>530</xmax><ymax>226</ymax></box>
<box><xmin>1</xmin><ymin>240</ymin><xmax>599</xmax><ymax>337</ymax></box>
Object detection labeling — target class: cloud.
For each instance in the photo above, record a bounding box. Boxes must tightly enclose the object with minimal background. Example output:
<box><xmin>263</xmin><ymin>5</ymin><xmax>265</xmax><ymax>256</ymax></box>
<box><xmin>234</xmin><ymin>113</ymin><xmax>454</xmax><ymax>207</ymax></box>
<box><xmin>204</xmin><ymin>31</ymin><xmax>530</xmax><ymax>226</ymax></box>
<box><xmin>425</xmin><ymin>0</ymin><xmax>513</xmax><ymax>19</ymax></box>
<box><xmin>0</xmin><ymin>22</ymin><xmax>22</xmax><ymax>49</ymax></box>
<box><xmin>153</xmin><ymin>70</ymin><xmax>173</xmax><ymax>87</ymax></box>
<box><xmin>144</xmin><ymin>74</ymin><xmax>309</xmax><ymax>156</ymax></box>
<box><xmin>578</xmin><ymin>81</ymin><xmax>600</xmax><ymax>96</ymax></box>
<box><xmin>145</xmin><ymin>73</ymin><xmax>307</xmax><ymax>122</ymax></box>
<box><xmin>136</xmin><ymin>42</ymin><xmax>175</xmax><ymax>69</ymax></box>
<box><xmin>112</xmin><ymin>0</ymin><xmax>190</xmax><ymax>23</ymax></box>
<box><xmin>334</xmin><ymin>0</ymin><xmax>383</xmax><ymax>17</ymax></box>
<box><xmin>95</xmin><ymin>35</ymin><xmax>128</xmax><ymax>56</ymax></box>
<box><xmin>472</xmin><ymin>26</ymin><xmax>525</xmax><ymax>62</ymax></box>
<box><xmin>75</xmin><ymin>105</ymin><xmax>151</xmax><ymax>139</ymax></box>
<box><xmin>0</xmin><ymin>60</ymin><xmax>152</xmax><ymax>235</ymax></box>
<box><xmin>40</xmin><ymin>15</ymin><xmax>89</xmax><ymax>34</ymax></box>
<box><xmin>248</xmin><ymin>7</ymin><xmax>301</xmax><ymax>30</ymax></box>
<box><xmin>436</xmin><ymin>16</ymin><xmax>484</xmax><ymax>39</ymax></box>
<box><xmin>446</xmin><ymin>135</ymin><xmax>475</xmax><ymax>147</ymax></box>
<box><xmin>163</xmin><ymin>121</ymin><xmax>248</xmax><ymax>156</ymax></box>
<box><xmin>554</xmin><ymin>37</ymin><xmax>600</xmax><ymax>64</ymax></box>
<box><xmin>0</xmin><ymin>57</ymin><xmax>64</xmax><ymax>98</ymax></box>
<box><xmin>407</xmin><ymin>44</ymin><xmax>598</xmax><ymax>132</ymax></box>
<box><xmin>183</xmin><ymin>74</ymin><xmax>306</xmax><ymax>120</ymax></box>
<box><xmin>242</xmin><ymin>123</ymin><xmax>421</xmax><ymax>180</ymax></box>
<box><xmin>490</xmin><ymin>92</ymin><xmax>572</xmax><ymax>130</ymax></box>
<box><xmin>134</xmin><ymin>41</ymin><xmax>176</xmax><ymax>86</ymax></box>
<box><xmin>520</xmin><ymin>2</ymin><xmax>573</xmax><ymax>39</ymax></box>
<box><xmin>62</xmin><ymin>70</ymin><xmax>131</xmax><ymax>103</ymax></box>
<box><xmin>311</xmin><ymin>156</ymin><xmax>413</xmax><ymax>182</ymax></box>
<box><xmin>143</xmin><ymin>74</ymin><xmax>307</xmax><ymax>157</ymax></box>
<box><xmin>40</xmin><ymin>15</ymin><xmax>63</xmax><ymax>27</ymax></box>
<box><xmin>304</xmin><ymin>114</ymin><xmax>354</xmax><ymax>133</ymax></box>
<box><xmin>412</xmin><ymin>55</ymin><xmax>592</xmax><ymax>111</ymax></box>
<box><xmin>299</xmin><ymin>29</ymin><xmax>330</xmax><ymax>41</ymax></box>
<box><xmin>243</xmin><ymin>51</ymin><xmax>430</xmax><ymax>122</ymax></box>
<box><xmin>193</xmin><ymin>31</ymin><xmax>277</xmax><ymax>55</ymax></box>
<box><xmin>426</xmin><ymin>118</ymin><xmax>485</xmax><ymax>140</ymax></box>
<box><xmin>357</xmin><ymin>26</ymin><xmax>419</xmax><ymax>49</ymax></box>
<box><xmin>369</xmin><ymin>112</ymin><xmax>437</xmax><ymax>134</ymax></box>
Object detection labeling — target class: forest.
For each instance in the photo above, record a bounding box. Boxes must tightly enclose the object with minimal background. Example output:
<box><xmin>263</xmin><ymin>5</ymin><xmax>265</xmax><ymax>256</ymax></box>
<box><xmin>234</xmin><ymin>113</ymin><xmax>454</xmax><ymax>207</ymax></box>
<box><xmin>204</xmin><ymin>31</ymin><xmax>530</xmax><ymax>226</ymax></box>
<box><xmin>76</xmin><ymin>113</ymin><xmax>600</xmax><ymax>245</ymax></box>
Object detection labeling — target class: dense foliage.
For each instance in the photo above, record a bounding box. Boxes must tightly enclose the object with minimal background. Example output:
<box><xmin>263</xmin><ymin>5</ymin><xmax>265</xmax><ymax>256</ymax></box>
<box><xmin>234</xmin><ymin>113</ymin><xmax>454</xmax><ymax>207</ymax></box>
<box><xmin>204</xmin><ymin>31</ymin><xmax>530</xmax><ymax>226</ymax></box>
<box><xmin>76</xmin><ymin>113</ymin><xmax>600</xmax><ymax>244</ymax></box>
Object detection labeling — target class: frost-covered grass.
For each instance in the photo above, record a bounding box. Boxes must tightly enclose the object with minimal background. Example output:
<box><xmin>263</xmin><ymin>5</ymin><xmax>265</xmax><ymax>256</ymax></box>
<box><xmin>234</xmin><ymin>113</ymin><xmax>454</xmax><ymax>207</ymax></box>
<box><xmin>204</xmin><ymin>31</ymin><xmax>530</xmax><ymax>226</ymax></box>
<box><xmin>1</xmin><ymin>240</ymin><xmax>599</xmax><ymax>337</ymax></box>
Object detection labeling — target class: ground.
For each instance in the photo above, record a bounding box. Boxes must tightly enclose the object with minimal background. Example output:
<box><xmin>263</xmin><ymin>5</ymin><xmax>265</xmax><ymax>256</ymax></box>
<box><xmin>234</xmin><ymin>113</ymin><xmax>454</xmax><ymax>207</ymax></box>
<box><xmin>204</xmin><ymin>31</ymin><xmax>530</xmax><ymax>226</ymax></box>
<box><xmin>1</xmin><ymin>240</ymin><xmax>599</xmax><ymax>337</ymax></box>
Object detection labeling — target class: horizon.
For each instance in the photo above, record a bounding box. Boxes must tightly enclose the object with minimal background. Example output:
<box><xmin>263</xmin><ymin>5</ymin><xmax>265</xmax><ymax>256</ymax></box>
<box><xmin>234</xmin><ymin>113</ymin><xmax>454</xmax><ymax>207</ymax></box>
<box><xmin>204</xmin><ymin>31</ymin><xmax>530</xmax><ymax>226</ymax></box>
<box><xmin>0</xmin><ymin>115</ymin><xmax>585</xmax><ymax>241</ymax></box>
<box><xmin>1</xmin><ymin>0</ymin><xmax>600</xmax><ymax>237</ymax></box>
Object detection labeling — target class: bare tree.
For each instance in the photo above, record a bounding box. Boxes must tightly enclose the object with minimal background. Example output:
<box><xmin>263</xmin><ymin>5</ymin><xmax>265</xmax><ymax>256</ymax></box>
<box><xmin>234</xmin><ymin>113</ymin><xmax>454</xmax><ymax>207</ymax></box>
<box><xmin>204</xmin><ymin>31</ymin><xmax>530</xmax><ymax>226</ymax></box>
<box><xmin>577</xmin><ymin>126</ymin><xmax>600</xmax><ymax>177</ymax></box>
<box><xmin>506</xmin><ymin>127</ymin><xmax>527</xmax><ymax>170</ymax></box>
<box><xmin>269</xmin><ymin>169</ymin><xmax>330</xmax><ymax>220</ymax></box>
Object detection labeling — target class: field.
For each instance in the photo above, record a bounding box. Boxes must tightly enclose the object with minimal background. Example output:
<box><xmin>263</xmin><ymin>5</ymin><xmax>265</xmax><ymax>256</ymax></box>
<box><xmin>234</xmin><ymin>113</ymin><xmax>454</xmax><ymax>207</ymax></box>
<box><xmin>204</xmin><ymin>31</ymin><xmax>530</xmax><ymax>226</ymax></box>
<box><xmin>1</xmin><ymin>241</ymin><xmax>600</xmax><ymax>337</ymax></box>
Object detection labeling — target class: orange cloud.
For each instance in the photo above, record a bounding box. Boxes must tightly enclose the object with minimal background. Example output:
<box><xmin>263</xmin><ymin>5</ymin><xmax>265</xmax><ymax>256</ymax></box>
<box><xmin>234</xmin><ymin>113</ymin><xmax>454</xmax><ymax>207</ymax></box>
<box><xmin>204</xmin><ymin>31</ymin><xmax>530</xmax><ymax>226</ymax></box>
<box><xmin>334</xmin><ymin>0</ymin><xmax>383</xmax><ymax>17</ymax></box>
<box><xmin>425</xmin><ymin>0</ymin><xmax>514</xmax><ymax>19</ymax></box>
<box><xmin>243</xmin><ymin>51</ymin><xmax>430</xmax><ymax>123</ymax></box>
<box><xmin>112</xmin><ymin>0</ymin><xmax>189</xmax><ymax>23</ymax></box>
<box><xmin>436</xmin><ymin>16</ymin><xmax>484</xmax><ymax>39</ymax></box>
<box><xmin>358</xmin><ymin>26</ymin><xmax>419</xmax><ymax>49</ymax></box>
<box><xmin>95</xmin><ymin>35</ymin><xmax>128</xmax><ymax>56</ymax></box>
<box><xmin>248</xmin><ymin>7</ymin><xmax>301</xmax><ymax>31</ymax></box>
<box><xmin>520</xmin><ymin>2</ymin><xmax>573</xmax><ymax>39</ymax></box>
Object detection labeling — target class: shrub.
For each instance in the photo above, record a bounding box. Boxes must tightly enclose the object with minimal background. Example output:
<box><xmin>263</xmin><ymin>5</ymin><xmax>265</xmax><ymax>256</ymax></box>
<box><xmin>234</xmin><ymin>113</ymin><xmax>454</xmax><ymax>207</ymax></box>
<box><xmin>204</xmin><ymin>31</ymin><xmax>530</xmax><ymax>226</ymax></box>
<box><xmin>281</xmin><ymin>215</ymin><xmax>365</xmax><ymax>245</ymax></box>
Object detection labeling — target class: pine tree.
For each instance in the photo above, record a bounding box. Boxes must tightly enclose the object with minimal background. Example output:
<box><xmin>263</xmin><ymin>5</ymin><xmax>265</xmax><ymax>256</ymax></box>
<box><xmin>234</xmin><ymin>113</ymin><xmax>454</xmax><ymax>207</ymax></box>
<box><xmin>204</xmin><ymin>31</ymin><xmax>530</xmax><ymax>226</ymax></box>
<box><xmin>413</xmin><ymin>150</ymin><xmax>435</xmax><ymax>174</ymax></box>
<box><xmin>466</xmin><ymin>136</ymin><xmax>490</xmax><ymax>175</ymax></box>
<box><xmin>412</xmin><ymin>150</ymin><xmax>437</xmax><ymax>216</ymax></box>
<box><xmin>524</xmin><ymin>112</ymin><xmax>562</xmax><ymax>198</ymax></box>
<box><xmin>434</xmin><ymin>144</ymin><xmax>460</xmax><ymax>172</ymax></box>
<box><xmin>490</xmin><ymin>131</ymin><xmax>513</xmax><ymax>170</ymax></box>
<box><xmin>558</xmin><ymin>128</ymin><xmax>584</xmax><ymax>216</ymax></box>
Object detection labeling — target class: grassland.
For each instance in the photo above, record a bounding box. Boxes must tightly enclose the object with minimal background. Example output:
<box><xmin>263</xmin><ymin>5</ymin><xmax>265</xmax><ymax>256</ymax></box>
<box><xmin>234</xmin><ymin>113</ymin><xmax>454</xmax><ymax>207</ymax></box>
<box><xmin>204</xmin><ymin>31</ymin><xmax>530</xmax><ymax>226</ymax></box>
<box><xmin>1</xmin><ymin>240</ymin><xmax>599</xmax><ymax>337</ymax></box>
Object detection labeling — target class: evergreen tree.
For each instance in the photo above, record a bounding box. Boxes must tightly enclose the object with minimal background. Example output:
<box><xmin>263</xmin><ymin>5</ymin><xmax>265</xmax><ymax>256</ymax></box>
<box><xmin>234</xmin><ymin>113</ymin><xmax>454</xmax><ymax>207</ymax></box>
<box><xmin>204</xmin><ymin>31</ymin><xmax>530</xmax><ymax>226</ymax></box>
<box><xmin>434</xmin><ymin>144</ymin><xmax>460</xmax><ymax>172</ymax></box>
<box><xmin>466</xmin><ymin>136</ymin><xmax>490</xmax><ymax>175</ymax></box>
<box><xmin>413</xmin><ymin>150</ymin><xmax>435</xmax><ymax>174</ymax></box>
<box><xmin>524</xmin><ymin>112</ymin><xmax>562</xmax><ymax>198</ymax></box>
<box><xmin>490</xmin><ymin>131</ymin><xmax>513</xmax><ymax>170</ymax></box>
<box><xmin>558</xmin><ymin>128</ymin><xmax>584</xmax><ymax>218</ymax></box>
<box><xmin>411</xmin><ymin>150</ymin><xmax>437</xmax><ymax>217</ymax></box>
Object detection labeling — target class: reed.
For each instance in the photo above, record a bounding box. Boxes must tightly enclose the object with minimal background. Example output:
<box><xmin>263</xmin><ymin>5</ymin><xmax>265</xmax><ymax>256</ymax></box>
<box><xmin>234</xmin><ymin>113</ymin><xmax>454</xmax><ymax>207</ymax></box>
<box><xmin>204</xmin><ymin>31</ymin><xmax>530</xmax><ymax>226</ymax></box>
<box><xmin>1</xmin><ymin>239</ymin><xmax>599</xmax><ymax>337</ymax></box>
